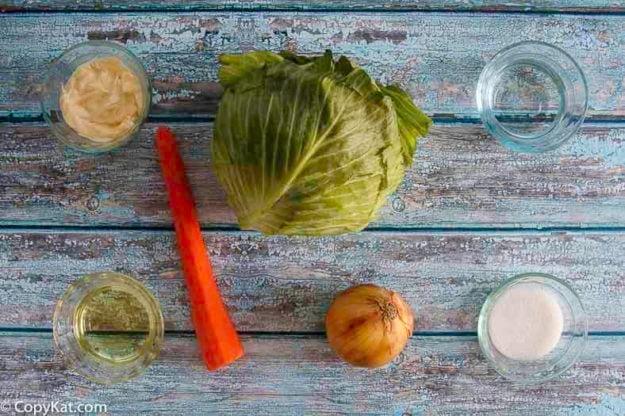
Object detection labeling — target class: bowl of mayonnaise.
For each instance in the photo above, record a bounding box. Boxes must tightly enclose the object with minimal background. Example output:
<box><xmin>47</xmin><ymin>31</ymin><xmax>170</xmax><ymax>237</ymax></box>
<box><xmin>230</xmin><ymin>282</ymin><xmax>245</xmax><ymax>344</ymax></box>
<box><xmin>41</xmin><ymin>41</ymin><xmax>151</xmax><ymax>153</ymax></box>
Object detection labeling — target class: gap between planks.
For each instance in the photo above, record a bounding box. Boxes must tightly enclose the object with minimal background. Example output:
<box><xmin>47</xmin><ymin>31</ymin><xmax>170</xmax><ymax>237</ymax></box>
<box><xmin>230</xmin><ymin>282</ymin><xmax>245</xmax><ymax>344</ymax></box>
<box><xmin>5</xmin><ymin>224</ymin><xmax>625</xmax><ymax>234</ymax></box>
<box><xmin>3</xmin><ymin>328</ymin><xmax>625</xmax><ymax>336</ymax></box>
<box><xmin>6</xmin><ymin>115</ymin><xmax>625</xmax><ymax>124</ymax></box>
<box><xmin>2</xmin><ymin>4</ymin><xmax>625</xmax><ymax>15</ymax></box>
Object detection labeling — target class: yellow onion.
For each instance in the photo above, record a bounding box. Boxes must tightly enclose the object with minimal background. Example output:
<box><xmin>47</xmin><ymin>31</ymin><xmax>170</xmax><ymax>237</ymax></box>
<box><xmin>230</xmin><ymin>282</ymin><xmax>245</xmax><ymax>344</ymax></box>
<box><xmin>325</xmin><ymin>284</ymin><xmax>414</xmax><ymax>368</ymax></box>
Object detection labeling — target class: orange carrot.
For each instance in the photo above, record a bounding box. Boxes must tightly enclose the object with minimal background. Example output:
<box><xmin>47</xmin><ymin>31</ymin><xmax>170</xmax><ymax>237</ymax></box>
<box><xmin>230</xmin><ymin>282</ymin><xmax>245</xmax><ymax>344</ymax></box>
<box><xmin>155</xmin><ymin>126</ymin><xmax>244</xmax><ymax>371</ymax></box>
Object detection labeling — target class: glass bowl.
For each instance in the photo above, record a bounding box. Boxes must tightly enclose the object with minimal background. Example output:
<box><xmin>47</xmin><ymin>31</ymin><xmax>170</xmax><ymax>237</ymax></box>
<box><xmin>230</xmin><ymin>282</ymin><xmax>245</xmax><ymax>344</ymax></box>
<box><xmin>476</xmin><ymin>41</ymin><xmax>588</xmax><ymax>152</ymax></box>
<box><xmin>53</xmin><ymin>272</ymin><xmax>164</xmax><ymax>384</ymax></box>
<box><xmin>478</xmin><ymin>273</ymin><xmax>587</xmax><ymax>385</ymax></box>
<box><xmin>41</xmin><ymin>41</ymin><xmax>151</xmax><ymax>153</ymax></box>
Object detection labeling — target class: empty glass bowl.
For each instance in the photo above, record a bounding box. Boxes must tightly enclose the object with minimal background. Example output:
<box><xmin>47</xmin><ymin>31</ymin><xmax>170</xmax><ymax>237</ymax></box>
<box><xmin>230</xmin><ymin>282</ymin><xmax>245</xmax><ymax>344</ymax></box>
<box><xmin>53</xmin><ymin>272</ymin><xmax>164</xmax><ymax>384</ymax></box>
<box><xmin>478</xmin><ymin>273</ymin><xmax>587</xmax><ymax>385</ymax></box>
<box><xmin>477</xmin><ymin>41</ymin><xmax>588</xmax><ymax>152</ymax></box>
<box><xmin>41</xmin><ymin>41</ymin><xmax>151</xmax><ymax>153</ymax></box>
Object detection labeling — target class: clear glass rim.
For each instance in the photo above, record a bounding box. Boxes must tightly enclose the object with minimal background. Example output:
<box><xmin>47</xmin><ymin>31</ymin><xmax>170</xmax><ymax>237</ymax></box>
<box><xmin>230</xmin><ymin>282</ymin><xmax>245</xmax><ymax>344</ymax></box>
<box><xmin>52</xmin><ymin>271</ymin><xmax>164</xmax><ymax>384</ymax></box>
<box><xmin>476</xmin><ymin>41</ymin><xmax>588</xmax><ymax>153</ymax></box>
<box><xmin>41</xmin><ymin>40</ymin><xmax>152</xmax><ymax>154</ymax></box>
<box><xmin>477</xmin><ymin>272</ymin><xmax>588</xmax><ymax>385</ymax></box>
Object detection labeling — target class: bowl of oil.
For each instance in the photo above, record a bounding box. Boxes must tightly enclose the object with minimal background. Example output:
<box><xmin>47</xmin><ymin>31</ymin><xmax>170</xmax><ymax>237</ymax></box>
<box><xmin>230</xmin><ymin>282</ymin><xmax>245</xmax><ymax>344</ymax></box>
<box><xmin>53</xmin><ymin>272</ymin><xmax>164</xmax><ymax>384</ymax></box>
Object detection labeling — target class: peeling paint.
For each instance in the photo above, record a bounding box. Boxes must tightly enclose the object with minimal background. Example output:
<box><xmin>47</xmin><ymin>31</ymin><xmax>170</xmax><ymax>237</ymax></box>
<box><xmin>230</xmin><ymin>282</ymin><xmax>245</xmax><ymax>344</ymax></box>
<box><xmin>568</xmin><ymin>394</ymin><xmax>625</xmax><ymax>415</ymax></box>
<box><xmin>1</xmin><ymin>229</ymin><xmax>625</xmax><ymax>332</ymax></box>
<box><xmin>2</xmin><ymin>123</ymin><xmax>625</xmax><ymax>229</ymax></box>
<box><xmin>3</xmin><ymin>13</ymin><xmax>625</xmax><ymax>119</ymax></box>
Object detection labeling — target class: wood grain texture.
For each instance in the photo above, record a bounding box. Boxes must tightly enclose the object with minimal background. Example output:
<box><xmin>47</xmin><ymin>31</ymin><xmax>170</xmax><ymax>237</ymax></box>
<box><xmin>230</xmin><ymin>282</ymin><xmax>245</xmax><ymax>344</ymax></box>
<box><xmin>2</xmin><ymin>12</ymin><xmax>625</xmax><ymax>120</ymax></box>
<box><xmin>2</xmin><ymin>122</ymin><xmax>625</xmax><ymax>229</ymax></box>
<box><xmin>2</xmin><ymin>229</ymin><xmax>625</xmax><ymax>332</ymax></box>
<box><xmin>1</xmin><ymin>332</ymin><xmax>625</xmax><ymax>415</ymax></box>
<box><xmin>2</xmin><ymin>0</ymin><xmax>625</xmax><ymax>12</ymax></box>
<box><xmin>1</xmin><ymin>7</ymin><xmax>623</xmax><ymax>415</ymax></box>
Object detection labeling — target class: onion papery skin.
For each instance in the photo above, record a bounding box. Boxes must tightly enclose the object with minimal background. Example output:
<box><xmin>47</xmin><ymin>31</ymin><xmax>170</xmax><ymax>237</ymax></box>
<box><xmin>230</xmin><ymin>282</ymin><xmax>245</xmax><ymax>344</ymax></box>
<box><xmin>325</xmin><ymin>284</ymin><xmax>414</xmax><ymax>368</ymax></box>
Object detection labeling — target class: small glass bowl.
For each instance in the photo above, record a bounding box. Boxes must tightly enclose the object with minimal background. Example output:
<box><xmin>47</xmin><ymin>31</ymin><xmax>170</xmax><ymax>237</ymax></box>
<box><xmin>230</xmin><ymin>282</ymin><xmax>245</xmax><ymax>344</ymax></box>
<box><xmin>41</xmin><ymin>41</ymin><xmax>151</xmax><ymax>153</ymax></box>
<box><xmin>53</xmin><ymin>272</ymin><xmax>164</xmax><ymax>384</ymax></box>
<box><xmin>476</xmin><ymin>41</ymin><xmax>588</xmax><ymax>152</ymax></box>
<box><xmin>478</xmin><ymin>273</ymin><xmax>587</xmax><ymax>385</ymax></box>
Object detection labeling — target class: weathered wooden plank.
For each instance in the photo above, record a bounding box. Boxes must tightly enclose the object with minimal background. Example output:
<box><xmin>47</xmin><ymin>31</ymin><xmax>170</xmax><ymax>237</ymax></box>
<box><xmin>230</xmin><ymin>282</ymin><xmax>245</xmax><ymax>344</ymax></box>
<box><xmin>1</xmin><ymin>229</ymin><xmax>625</xmax><ymax>332</ymax></box>
<box><xmin>1</xmin><ymin>332</ymin><xmax>624</xmax><ymax>415</ymax></box>
<box><xmin>2</xmin><ymin>12</ymin><xmax>625</xmax><ymax>120</ymax></box>
<box><xmin>2</xmin><ymin>122</ymin><xmax>625</xmax><ymax>229</ymax></box>
<box><xmin>2</xmin><ymin>0</ymin><xmax>624</xmax><ymax>12</ymax></box>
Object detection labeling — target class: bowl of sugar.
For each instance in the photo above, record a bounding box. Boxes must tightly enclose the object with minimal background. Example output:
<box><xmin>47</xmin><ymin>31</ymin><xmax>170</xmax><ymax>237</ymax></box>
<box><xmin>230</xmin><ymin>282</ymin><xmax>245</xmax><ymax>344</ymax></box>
<box><xmin>478</xmin><ymin>273</ymin><xmax>587</xmax><ymax>385</ymax></box>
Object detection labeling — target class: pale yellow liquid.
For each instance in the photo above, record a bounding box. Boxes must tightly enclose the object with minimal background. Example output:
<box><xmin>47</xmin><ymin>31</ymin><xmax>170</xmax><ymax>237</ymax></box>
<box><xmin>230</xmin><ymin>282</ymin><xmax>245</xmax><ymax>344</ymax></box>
<box><xmin>74</xmin><ymin>286</ymin><xmax>151</xmax><ymax>364</ymax></box>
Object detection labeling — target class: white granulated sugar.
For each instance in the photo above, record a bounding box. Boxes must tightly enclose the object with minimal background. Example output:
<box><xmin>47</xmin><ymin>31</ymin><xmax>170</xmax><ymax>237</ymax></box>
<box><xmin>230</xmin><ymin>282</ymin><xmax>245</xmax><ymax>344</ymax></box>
<box><xmin>488</xmin><ymin>284</ymin><xmax>564</xmax><ymax>361</ymax></box>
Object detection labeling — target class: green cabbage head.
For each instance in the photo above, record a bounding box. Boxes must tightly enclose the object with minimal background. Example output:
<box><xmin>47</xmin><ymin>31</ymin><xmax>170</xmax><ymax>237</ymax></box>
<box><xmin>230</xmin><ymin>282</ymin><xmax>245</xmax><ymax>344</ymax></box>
<box><xmin>213</xmin><ymin>50</ymin><xmax>431</xmax><ymax>235</ymax></box>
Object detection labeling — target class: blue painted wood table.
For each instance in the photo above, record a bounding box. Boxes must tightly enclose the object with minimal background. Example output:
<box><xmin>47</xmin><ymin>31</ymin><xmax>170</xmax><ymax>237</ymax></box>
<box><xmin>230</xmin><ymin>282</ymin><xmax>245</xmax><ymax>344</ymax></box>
<box><xmin>2</xmin><ymin>1</ymin><xmax>625</xmax><ymax>414</ymax></box>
